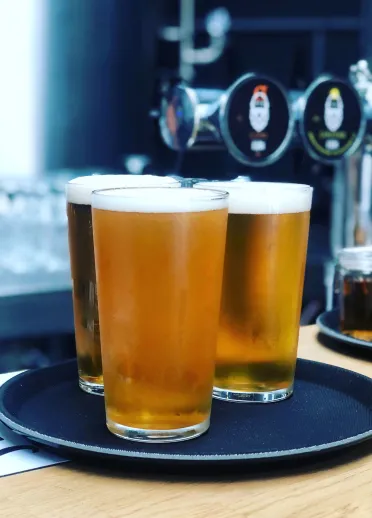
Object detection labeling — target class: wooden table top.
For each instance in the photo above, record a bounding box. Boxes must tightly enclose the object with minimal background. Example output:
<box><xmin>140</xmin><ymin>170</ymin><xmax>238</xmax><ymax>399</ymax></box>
<box><xmin>1</xmin><ymin>325</ymin><xmax>372</xmax><ymax>518</ymax></box>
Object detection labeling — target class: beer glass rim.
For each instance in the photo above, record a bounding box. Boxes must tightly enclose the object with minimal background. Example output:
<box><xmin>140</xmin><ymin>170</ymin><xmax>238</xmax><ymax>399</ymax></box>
<box><xmin>195</xmin><ymin>181</ymin><xmax>313</xmax><ymax>192</ymax></box>
<box><xmin>92</xmin><ymin>186</ymin><xmax>228</xmax><ymax>201</ymax></box>
<box><xmin>66</xmin><ymin>174</ymin><xmax>180</xmax><ymax>205</ymax></box>
<box><xmin>67</xmin><ymin>174</ymin><xmax>180</xmax><ymax>186</ymax></box>
<box><xmin>195</xmin><ymin>182</ymin><xmax>312</xmax><ymax>215</ymax></box>
<box><xmin>91</xmin><ymin>186</ymin><xmax>229</xmax><ymax>213</ymax></box>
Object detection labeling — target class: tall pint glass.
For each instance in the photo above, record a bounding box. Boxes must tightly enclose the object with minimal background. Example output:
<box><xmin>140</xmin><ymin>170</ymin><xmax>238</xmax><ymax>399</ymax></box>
<box><xmin>66</xmin><ymin>174</ymin><xmax>179</xmax><ymax>396</ymax></box>
<box><xmin>197</xmin><ymin>181</ymin><xmax>313</xmax><ymax>403</ymax></box>
<box><xmin>92</xmin><ymin>187</ymin><xmax>228</xmax><ymax>442</ymax></box>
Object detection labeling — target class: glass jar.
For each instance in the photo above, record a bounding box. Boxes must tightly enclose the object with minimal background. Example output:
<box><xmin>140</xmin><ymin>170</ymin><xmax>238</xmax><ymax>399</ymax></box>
<box><xmin>336</xmin><ymin>246</ymin><xmax>372</xmax><ymax>341</ymax></box>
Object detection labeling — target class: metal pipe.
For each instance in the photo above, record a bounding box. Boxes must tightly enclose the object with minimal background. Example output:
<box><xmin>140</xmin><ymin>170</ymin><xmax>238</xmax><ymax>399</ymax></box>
<box><xmin>179</xmin><ymin>0</ymin><xmax>195</xmax><ymax>82</ymax></box>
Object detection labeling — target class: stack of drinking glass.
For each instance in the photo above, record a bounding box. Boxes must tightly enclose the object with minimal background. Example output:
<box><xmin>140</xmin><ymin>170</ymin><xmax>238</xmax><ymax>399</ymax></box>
<box><xmin>66</xmin><ymin>175</ymin><xmax>313</xmax><ymax>443</ymax></box>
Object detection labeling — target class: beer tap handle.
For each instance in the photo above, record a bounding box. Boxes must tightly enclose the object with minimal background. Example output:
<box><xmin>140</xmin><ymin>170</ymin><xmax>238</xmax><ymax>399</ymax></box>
<box><xmin>159</xmin><ymin>83</ymin><xmax>200</xmax><ymax>152</ymax></box>
<box><xmin>350</xmin><ymin>60</ymin><xmax>372</xmax><ymax>99</ymax></box>
<box><xmin>159</xmin><ymin>84</ymin><xmax>223</xmax><ymax>152</ymax></box>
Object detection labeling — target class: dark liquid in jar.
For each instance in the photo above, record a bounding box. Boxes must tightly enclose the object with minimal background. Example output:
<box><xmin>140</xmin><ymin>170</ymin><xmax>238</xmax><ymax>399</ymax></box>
<box><xmin>341</xmin><ymin>275</ymin><xmax>372</xmax><ymax>341</ymax></box>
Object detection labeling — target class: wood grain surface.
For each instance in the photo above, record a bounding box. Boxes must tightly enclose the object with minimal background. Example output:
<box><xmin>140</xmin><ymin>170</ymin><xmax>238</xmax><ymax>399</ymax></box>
<box><xmin>1</xmin><ymin>325</ymin><xmax>372</xmax><ymax>518</ymax></box>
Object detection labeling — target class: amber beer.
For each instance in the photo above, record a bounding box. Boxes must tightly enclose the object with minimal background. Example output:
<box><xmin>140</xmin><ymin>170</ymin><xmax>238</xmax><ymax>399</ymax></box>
<box><xmin>341</xmin><ymin>276</ymin><xmax>372</xmax><ymax>340</ymax></box>
<box><xmin>338</xmin><ymin>247</ymin><xmax>372</xmax><ymax>341</ymax></box>
<box><xmin>92</xmin><ymin>187</ymin><xmax>228</xmax><ymax>442</ymax></box>
<box><xmin>197</xmin><ymin>182</ymin><xmax>313</xmax><ymax>402</ymax></box>
<box><xmin>66</xmin><ymin>175</ymin><xmax>179</xmax><ymax>396</ymax></box>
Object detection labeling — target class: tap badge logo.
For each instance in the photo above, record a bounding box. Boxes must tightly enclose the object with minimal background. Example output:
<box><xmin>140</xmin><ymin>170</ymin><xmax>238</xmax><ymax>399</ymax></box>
<box><xmin>249</xmin><ymin>85</ymin><xmax>270</xmax><ymax>133</ymax></box>
<box><xmin>324</xmin><ymin>87</ymin><xmax>344</xmax><ymax>132</ymax></box>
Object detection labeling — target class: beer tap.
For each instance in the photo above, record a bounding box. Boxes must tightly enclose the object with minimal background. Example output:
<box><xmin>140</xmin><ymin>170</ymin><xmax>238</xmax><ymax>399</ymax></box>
<box><xmin>157</xmin><ymin>68</ymin><xmax>368</xmax><ymax>313</ymax></box>
<box><xmin>159</xmin><ymin>74</ymin><xmax>295</xmax><ymax>167</ymax></box>
<box><xmin>159</xmin><ymin>71</ymin><xmax>366</xmax><ymax>166</ymax></box>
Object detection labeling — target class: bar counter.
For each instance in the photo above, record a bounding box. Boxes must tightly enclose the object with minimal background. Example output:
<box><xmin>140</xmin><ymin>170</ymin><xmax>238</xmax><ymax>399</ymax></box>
<box><xmin>1</xmin><ymin>325</ymin><xmax>372</xmax><ymax>518</ymax></box>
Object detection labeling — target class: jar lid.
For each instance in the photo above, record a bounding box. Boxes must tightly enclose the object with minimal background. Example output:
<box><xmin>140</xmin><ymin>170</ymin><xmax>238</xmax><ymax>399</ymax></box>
<box><xmin>338</xmin><ymin>246</ymin><xmax>372</xmax><ymax>271</ymax></box>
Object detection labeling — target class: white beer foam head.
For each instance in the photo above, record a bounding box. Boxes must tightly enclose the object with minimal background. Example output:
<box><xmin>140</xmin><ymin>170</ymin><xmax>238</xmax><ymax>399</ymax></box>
<box><xmin>66</xmin><ymin>174</ymin><xmax>180</xmax><ymax>205</ymax></box>
<box><xmin>92</xmin><ymin>187</ymin><xmax>228</xmax><ymax>213</ymax></box>
<box><xmin>196</xmin><ymin>181</ymin><xmax>313</xmax><ymax>214</ymax></box>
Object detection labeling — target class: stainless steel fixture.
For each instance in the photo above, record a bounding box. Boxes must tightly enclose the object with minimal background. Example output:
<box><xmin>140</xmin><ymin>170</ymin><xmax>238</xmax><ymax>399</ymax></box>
<box><xmin>158</xmin><ymin>57</ymin><xmax>372</xmax><ymax>312</ymax></box>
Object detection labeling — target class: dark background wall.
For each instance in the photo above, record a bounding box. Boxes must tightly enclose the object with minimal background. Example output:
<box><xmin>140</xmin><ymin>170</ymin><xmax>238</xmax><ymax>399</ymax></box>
<box><xmin>44</xmin><ymin>0</ymin><xmax>165</xmax><ymax>171</ymax></box>
<box><xmin>43</xmin><ymin>0</ymin><xmax>363</xmax><ymax>177</ymax></box>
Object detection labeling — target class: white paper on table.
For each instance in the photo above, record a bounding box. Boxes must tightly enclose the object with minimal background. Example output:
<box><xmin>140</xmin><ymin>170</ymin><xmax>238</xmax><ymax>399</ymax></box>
<box><xmin>0</xmin><ymin>370</ymin><xmax>69</xmax><ymax>477</ymax></box>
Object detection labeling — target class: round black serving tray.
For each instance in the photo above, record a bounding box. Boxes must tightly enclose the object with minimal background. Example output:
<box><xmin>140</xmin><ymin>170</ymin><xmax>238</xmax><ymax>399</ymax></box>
<box><xmin>317</xmin><ymin>310</ymin><xmax>372</xmax><ymax>350</ymax></box>
<box><xmin>1</xmin><ymin>359</ymin><xmax>372</xmax><ymax>465</ymax></box>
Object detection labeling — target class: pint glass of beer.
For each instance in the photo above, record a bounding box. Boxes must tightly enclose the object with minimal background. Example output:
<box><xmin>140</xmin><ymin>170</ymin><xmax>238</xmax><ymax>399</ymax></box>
<box><xmin>197</xmin><ymin>181</ymin><xmax>313</xmax><ymax>402</ymax></box>
<box><xmin>92</xmin><ymin>187</ymin><xmax>228</xmax><ymax>442</ymax></box>
<box><xmin>66</xmin><ymin>175</ymin><xmax>179</xmax><ymax>396</ymax></box>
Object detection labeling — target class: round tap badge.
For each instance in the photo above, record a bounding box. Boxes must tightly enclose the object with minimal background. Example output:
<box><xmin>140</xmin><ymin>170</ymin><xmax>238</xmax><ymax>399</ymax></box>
<box><xmin>300</xmin><ymin>76</ymin><xmax>366</xmax><ymax>163</ymax></box>
<box><xmin>219</xmin><ymin>74</ymin><xmax>294</xmax><ymax>166</ymax></box>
